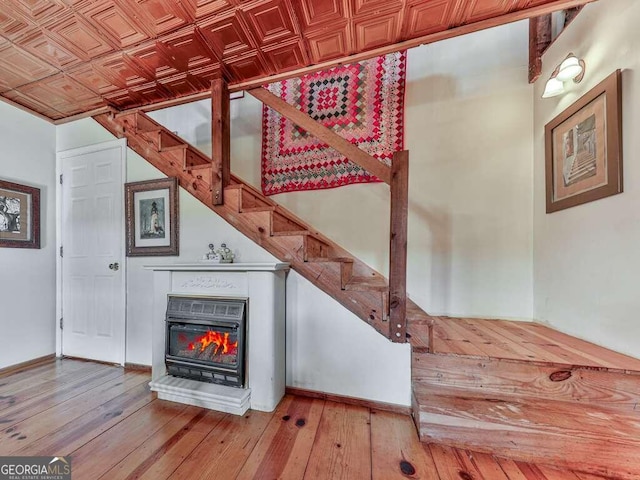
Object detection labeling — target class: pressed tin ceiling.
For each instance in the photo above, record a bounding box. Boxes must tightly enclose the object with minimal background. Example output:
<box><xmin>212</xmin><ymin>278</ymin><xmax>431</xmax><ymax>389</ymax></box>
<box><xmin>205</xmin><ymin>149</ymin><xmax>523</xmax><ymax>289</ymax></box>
<box><xmin>0</xmin><ymin>0</ymin><xmax>593</xmax><ymax>122</ymax></box>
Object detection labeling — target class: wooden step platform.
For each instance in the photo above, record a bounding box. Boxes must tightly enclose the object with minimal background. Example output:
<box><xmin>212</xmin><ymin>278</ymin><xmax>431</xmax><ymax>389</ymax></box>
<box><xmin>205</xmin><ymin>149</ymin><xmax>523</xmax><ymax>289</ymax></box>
<box><xmin>411</xmin><ymin>317</ymin><xmax>640</xmax><ymax>480</ymax></box>
<box><xmin>1</xmin><ymin>358</ymin><xmax>617</xmax><ymax>480</ymax></box>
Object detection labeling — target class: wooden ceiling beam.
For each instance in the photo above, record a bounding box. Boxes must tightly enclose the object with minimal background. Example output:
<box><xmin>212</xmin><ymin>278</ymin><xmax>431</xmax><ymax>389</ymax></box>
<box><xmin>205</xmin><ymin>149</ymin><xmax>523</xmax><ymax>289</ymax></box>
<box><xmin>248</xmin><ymin>87</ymin><xmax>391</xmax><ymax>185</ymax></box>
<box><xmin>528</xmin><ymin>15</ymin><xmax>553</xmax><ymax>84</ymax></box>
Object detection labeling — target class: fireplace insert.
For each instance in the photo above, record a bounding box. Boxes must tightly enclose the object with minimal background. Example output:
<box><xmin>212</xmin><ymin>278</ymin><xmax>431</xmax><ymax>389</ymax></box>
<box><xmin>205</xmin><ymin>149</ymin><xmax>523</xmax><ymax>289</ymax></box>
<box><xmin>165</xmin><ymin>295</ymin><xmax>246</xmax><ymax>387</ymax></box>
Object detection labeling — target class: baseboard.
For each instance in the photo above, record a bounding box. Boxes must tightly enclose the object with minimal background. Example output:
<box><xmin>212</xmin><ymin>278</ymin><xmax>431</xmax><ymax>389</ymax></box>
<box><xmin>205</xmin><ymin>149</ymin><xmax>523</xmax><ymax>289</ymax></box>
<box><xmin>125</xmin><ymin>362</ymin><xmax>152</xmax><ymax>373</ymax></box>
<box><xmin>0</xmin><ymin>354</ymin><xmax>56</xmax><ymax>377</ymax></box>
<box><xmin>286</xmin><ymin>387</ymin><xmax>411</xmax><ymax>416</ymax></box>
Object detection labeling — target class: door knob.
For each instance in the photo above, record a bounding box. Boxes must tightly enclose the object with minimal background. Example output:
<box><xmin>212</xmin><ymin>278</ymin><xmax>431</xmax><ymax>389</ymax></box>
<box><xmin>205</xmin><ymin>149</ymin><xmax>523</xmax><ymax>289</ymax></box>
<box><xmin>109</xmin><ymin>262</ymin><xmax>120</xmax><ymax>271</ymax></box>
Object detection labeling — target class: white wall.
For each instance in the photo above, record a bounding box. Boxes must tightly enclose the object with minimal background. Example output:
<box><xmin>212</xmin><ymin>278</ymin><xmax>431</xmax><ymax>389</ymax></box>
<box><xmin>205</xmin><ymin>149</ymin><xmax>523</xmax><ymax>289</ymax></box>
<box><xmin>56</xmin><ymin>118</ymin><xmax>411</xmax><ymax>406</ymax></box>
<box><xmin>533</xmin><ymin>0</ymin><xmax>640</xmax><ymax>358</ymax></box>
<box><xmin>0</xmin><ymin>102</ymin><xmax>56</xmax><ymax>369</ymax></box>
<box><xmin>156</xmin><ymin>21</ymin><xmax>535</xmax><ymax>320</ymax></box>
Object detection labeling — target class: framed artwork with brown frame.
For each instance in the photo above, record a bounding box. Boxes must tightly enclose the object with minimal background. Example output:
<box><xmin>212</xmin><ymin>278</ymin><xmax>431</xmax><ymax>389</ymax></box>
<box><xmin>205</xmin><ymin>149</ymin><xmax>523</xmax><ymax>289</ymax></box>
<box><xmin>0</xmin><ymin>179</ymin><xmax>40</xmax><ymax>249</ymax></box>
<box><xmin>545</xmin><ymin>69</ymin><xmax>623</xmax><ymax>213</ymax></box>
<box><xmin>125</xmin><ymin>177</ymin><xmax>179</xmax><ymax>256</ymax></box>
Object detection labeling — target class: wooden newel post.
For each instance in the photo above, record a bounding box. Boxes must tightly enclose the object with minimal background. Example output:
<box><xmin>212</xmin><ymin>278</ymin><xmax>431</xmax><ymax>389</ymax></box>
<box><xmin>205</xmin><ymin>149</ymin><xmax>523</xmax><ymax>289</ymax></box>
<box><xmin>389</xmin><ymin>150</ymin><xmax>409</xmax><ymax>343</ymax></box>
<box><xmin>211</xmin><ymin>78</ymin><xmax>230</xmax><ymax>205</ymax></box>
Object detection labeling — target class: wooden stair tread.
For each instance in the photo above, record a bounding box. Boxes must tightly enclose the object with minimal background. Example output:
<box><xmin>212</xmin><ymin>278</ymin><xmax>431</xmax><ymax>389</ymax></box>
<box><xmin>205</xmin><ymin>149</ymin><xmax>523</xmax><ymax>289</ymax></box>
<box><xmin>161</xmin><ymin>143</ymin><xmax>187</xmax><ymax>152</ymax></box>
<box><xmin>271</xmin><ymin>229</ymin><xmax>309</xmax><ymax>236</ymax></box>
<box><xmin>306</xmin><ymin>257</ymin><xmax>354</xmax><ymax>263</ymax></box>
<box><xmin>344</xmin><ymin>276</ymin><xmax>388</xmax><ymax>291</ymax></box>
<box><xmin>241</xmin><ymin>206</ymin><xmax>276</xmax><ymax>212</ymax></box>
<box><xmin>428</xmin><ymin>317</ymin><xmax>640</xmax><ymax>370</ymax></box>
<box><xmin>138</xmin><ymin>126</ymin><xmax>162</xmax><ymax>134</ymax></box>
<box><xmin>184</xmin><ymin>163</ymin><xmax>211</xmax><ymax>171</ymax></box>
<box><xmin>415</xmin><ymin>390</ymin><xmax>640</xmax><ymax>479</ymax></box>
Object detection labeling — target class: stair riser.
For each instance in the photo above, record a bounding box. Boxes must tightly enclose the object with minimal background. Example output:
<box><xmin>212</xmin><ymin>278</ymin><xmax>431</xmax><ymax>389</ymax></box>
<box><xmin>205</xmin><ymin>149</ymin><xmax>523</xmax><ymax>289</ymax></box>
<box><xmin>419</xmin><ymin>392</ymin><xmax>640</xmax><ymax>443</ymax></box>
<box><xmin>417</xmin><ymin>408</ymin><xmax>640</xmax><ymax>479</ymax></box>
<box><xmin>412</xmin><ymin>353</ymin><xmax>640</xmax><ymax>409</ymax></box>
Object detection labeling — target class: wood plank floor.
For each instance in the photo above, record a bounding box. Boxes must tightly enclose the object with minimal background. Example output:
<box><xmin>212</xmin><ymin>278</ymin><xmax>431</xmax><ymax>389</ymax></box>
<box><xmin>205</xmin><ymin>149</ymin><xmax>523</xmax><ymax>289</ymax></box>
<box><xmin>0</xmin><ymin>359</ymin><xmax>615</xmax><ymax>480</ymax></box>
<box><xmin>429</xmin><ymin>317</ymin><xmax>640</xmax><ymax>370</ymax></box>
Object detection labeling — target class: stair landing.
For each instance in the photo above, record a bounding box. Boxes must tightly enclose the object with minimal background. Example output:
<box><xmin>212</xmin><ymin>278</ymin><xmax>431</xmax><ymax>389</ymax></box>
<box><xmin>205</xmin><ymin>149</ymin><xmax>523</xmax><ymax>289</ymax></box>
<box><xmin>411</xmin><ymin>316</ymin><xmax>640</xmax><ymax>480</ymax></box>
<box><xmin>428</xmin><ymin>316</ymin><xmax>640</xmax><ymax>370</ymax></box>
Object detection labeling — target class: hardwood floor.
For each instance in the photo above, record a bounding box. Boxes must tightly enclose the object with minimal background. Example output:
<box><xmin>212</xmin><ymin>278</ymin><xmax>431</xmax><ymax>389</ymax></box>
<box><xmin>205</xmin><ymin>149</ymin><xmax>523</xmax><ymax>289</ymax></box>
<box><xmin>0</xmin><ymin>358</ymin><xmax>614</xmax><ymax>480</ymax></box>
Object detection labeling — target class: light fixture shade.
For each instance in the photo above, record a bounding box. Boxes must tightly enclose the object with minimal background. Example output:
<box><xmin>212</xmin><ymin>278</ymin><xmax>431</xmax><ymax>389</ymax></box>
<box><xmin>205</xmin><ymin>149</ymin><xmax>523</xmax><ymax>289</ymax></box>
<box><xmin>556</xmin><ymin>54</ymin><xmax>584</xmax><ymax>82</ymax></box>
<box><xmin>542</xmin><ymin>77</ymin><xmax>565</xmax><ymax>98</ymax></box>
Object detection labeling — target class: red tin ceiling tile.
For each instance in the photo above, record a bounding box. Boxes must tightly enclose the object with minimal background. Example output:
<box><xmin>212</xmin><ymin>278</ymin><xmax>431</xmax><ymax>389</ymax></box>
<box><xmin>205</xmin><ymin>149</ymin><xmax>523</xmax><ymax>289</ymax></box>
<box><xmin>17</xmin><ymin>28</ymin><xmax>83</xmax><ymax>68</ymax></box>
<box><xmin>102</xmin><ymin>87</ymin><xmax>143</xmax><ymax>108</ymax></box>
<box><xmin>44</xmin><ymin>12</ymin><xmax>116</xmax><ymax>60</ymax></box>
<box><xmin>458</xmin><ymin>0</ymin><xmax>517</xmax><ymax>25</ymax></box>
<box><xmin>242</xmin><ymin>0</ymin><xmax>299</xmax><ymax>46</ymax></box>
<box><xmin>94</xmin><ymin>52</ymin><xmax>154</xmax><ymax>88</ymax></box>
<box><xmin>130</xmin><ymin>80</ymin><xmax>172</xmax><ymax>105</ymax></box>
<box><xmin>197</xmin><ymin>11</ymin><xmax>256</xmax><ymax>59</ymax></box>
<box><xmin>0</xmin><ymin>6</ymin><xmax>35</xmax><ymax>41</ymax></box>
<box><xmin>10</xmin><ymin>0</ymin><xmax>68</xmax><ymax>22</ymax></box>
<box><xmin>353</xmin><ymin>10</ymin><xmax>401</xmax><ymax>51</ymax></box>
<box><xmin>159</xmin><ymin>26</ymin><xmax>220</xmax><ymax>71</ymax></box>
<box><xmin>3</xmin><ymin>89</ymin><xmax>64</xmax><ymax>118</ymax></box>
<box><xmin>305</xmin><ymin>21</ymin><xmax>353</xmax><ymax>63</ymax></box>
<box><xmin>79</xmin><ymin>0</ymin><xmax>151</xmax><ymax>48</ymax></box>
<box><xmin>225</xmin><ymin>49</ymin><xmax>271</xmax><ymax>81</ymax></box>
<box><xmin>180</xmin><ymin>0</ymin><xmax>235</xmax><ymax>20</ymax></box>
<box><xmin>402</xmin><ymin>0</ymin><xmax>456</xmax><ymax>39</ymax></box>
<box><xmin>128</xmin><ymin>0</ymin><xmax>192</xmax><ymax>36</ymax></box>
<box><xmin>66</xmin><ymin>63</ymin><xmax>120</xmax><ymax>94</ymax></box>
<box><xmin>262</xmin><ymin>38</ymin><xmax>308</xmax><ymax>74</ymax></box>
<box><xmin>351</xmin><ymin>0</ymin><xmax>403</xmax><ymax>16</ymax></box>
<box><xmin>158</xmin><ymin>72</ymin><xmax>208</xmax><ymax>97</ymax></box>
<box><xmin>293</xmin><ymin>0</ymin><xmax>347</xmax><ymax>31</ymax></box>
<box><xmin>127</xmin><ymin>41</ymin><xmax>178</xmax><ymax>79</ymax></box>
<box><xmin>0</xmin><ymin>42</ymin><xmax>59</xmax><ymax>88</ymax></box>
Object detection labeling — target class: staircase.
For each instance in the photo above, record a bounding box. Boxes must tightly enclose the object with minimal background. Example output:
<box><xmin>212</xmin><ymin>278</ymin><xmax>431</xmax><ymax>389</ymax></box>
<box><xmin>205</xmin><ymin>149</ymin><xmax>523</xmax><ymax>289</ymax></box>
<box><xmin>94</xmin><ymin>109</ymin><xmax>640</xmax><ymax>479</ymax></box>
<box><xmin>94</xmin><ymin>110</ymin><xmax>433</xmax><ymax>342</ymax></box>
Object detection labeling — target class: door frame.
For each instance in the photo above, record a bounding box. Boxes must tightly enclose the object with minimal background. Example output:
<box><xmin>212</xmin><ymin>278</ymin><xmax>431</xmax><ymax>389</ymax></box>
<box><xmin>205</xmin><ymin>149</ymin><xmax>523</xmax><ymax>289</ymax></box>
<box><xmin>56</xmin><ymin>138</ymin><xmax>128</xmax><ymax>365</ymax></box>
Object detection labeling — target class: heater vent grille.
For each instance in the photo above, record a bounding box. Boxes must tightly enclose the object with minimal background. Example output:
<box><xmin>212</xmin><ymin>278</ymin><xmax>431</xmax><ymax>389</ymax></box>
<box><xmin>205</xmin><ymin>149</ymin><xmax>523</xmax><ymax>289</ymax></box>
<box><xmin>167</xmin><ymin>296</ymin><xmax>245</xmax><ymax>322</ymax></box>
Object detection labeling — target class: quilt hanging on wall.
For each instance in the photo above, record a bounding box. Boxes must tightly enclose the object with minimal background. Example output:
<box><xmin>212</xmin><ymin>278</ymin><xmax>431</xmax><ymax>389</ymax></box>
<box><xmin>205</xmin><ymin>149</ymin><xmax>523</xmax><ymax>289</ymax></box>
<box><xmin>261</xmin><ymin>51</ymin><xmax>406</xmax><ymax>196</ymax></box>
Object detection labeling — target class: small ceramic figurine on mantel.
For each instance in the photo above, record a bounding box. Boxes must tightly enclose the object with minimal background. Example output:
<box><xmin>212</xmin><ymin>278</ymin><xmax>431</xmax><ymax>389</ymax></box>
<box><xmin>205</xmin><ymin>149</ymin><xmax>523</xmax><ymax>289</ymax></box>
<box><xmin>202</xmin><ymin>243</ymin><xmax>235</xmax><ymax>263</ymax></box>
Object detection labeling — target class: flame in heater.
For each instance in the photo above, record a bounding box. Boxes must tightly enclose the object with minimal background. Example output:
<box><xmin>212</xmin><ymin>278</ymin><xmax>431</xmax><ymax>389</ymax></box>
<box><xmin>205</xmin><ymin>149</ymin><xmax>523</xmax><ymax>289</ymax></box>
<box><xmin>188</xmin><ymin>330</ymin><xmax>238</xmax><ymax>356</ymax></box>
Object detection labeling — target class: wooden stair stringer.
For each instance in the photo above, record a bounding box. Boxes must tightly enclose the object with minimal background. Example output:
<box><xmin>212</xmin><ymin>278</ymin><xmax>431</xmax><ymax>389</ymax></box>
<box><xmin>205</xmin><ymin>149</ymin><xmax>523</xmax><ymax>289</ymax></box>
<box><xmin>411</xmin><ymin>349</ymin><xmax>640</xmax><ymax>479</ymax></box>
<box><xmin>94</xmin><ymin>111</ymin><xmax>426</xmax><ymax>339</ymax></box>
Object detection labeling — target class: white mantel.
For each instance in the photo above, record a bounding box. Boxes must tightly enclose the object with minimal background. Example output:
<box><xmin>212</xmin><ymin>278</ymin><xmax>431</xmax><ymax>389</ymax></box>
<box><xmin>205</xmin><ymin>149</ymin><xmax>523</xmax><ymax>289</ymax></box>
<box><xmin>146</xmin><ymin>262</ymin><xmax>290</xmax><ymax>272</ymax></box>
<box><xmin>145</xmin><ymin>262</ymin><xmax>289</xmax><ymax>415</ymax></box>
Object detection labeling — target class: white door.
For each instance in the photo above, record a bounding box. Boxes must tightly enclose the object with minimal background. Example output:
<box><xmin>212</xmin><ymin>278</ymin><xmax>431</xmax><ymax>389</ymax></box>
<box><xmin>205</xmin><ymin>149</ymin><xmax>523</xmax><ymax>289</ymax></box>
<box><xmin>59</xmin><ymin>140</ymin><xmax>126</xmax><ymax>365</ymax></box>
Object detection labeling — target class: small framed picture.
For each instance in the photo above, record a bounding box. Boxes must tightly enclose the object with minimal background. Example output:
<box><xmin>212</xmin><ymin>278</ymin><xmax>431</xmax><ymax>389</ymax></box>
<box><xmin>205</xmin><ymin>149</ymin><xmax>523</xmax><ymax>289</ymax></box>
<box><xmin>0</xmin><ymin>179</ymin><xmax>40</xmax><ymax>249</ymax></box>
<box><xmin>545</xmin><ymin>70</ymin><xmax>623</xmax><ymax>213</ymax></box>
<box><xmin>125</xmin><ymin>177</ymin><xmax>179</xmax><ymax>256</ymax></box>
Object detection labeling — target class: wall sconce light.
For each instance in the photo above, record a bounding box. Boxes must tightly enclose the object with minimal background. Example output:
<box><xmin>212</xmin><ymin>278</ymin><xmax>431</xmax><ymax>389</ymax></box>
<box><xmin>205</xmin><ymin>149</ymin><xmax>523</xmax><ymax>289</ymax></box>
<box><xmin>542</xmin><ymin>53</ymin><xmax>586</xmax><ymax>98</ymax></box>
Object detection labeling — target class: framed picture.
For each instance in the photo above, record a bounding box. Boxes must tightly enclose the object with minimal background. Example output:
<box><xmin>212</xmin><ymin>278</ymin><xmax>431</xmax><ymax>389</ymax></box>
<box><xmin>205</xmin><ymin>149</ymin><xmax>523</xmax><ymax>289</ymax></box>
<box><xmin>125</xmin><ymin>177</ymin><xmax>179</xmax><ymax>256</ymax></box>
<box><xmin>0</xmin><ymin>179</ymin><xmax>40</xmax><ymax>249</ymax></box>
<box><xmin>545</xmin><ymin>70</ymin><xmax>623</xmax><ymax>213</ymax></box>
